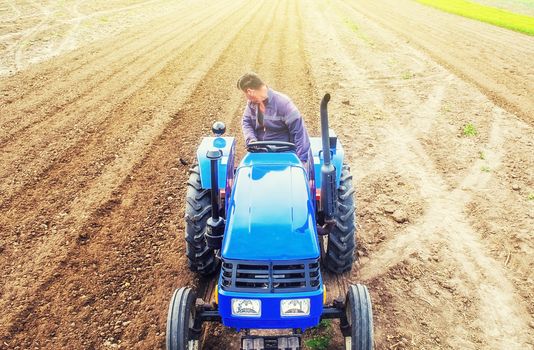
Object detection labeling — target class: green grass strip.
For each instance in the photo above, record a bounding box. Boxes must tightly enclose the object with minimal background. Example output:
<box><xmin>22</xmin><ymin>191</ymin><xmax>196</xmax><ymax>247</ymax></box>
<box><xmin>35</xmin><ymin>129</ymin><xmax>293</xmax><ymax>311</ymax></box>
<box><xmin>415</xmin><ymin>0</ymin><xmax>534</xmax><ymax>36</ymax></box>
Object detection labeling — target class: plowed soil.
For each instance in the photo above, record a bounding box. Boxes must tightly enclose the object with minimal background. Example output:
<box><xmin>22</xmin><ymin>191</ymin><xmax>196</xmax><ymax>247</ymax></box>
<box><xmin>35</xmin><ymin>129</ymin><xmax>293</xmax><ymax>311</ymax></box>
<box><xmin>0</xmin><ymin>1</ymin><xmax>533</xmax><ymax>349</ymax></box>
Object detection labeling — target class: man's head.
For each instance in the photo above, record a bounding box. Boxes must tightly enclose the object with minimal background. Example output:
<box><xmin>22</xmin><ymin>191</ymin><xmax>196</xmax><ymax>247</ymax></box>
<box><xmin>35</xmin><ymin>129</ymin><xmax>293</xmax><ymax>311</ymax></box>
<box><xmin>237</xmin><ymin>72</ymin><xmax>268</xmax><ymax>103</ymax></box>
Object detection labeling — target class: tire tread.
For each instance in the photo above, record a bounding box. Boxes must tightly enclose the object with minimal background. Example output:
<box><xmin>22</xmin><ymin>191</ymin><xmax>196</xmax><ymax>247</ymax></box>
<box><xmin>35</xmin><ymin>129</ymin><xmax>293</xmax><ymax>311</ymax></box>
<box><xmin>185</xmin><ymin>165</ymin><xmax>218</xmax><ymax>276</ymax></box>
<box><xmin>325</xmin><ymin>164</ymin><xmax>356</xmax><ymax>274</ymax></box>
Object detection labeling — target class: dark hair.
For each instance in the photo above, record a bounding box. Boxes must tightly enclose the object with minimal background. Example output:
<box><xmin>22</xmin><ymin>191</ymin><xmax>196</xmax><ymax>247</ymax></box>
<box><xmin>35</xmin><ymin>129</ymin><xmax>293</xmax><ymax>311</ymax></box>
<box><xmin>236</xmin><ymin>72</ymin><xmax>264</xmax><ymax>91</ymax></box>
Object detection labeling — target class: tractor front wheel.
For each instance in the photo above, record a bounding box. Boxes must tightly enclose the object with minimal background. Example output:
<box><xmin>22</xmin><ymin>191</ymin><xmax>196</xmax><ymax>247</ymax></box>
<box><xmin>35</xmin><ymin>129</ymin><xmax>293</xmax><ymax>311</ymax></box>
<box><xmin>324</xmin><ymin>163</ymin><xmax>356</xmax><ymax>273</ymax></box>
<box><xmin>344</xmin><ymin>284</ymin><xmax>374</xmax><ymax>350</ymax></box>
<box><xmin>166</xmin><ymin>287</ymin><xmax>200</xmax><ymax>350</ymax></box>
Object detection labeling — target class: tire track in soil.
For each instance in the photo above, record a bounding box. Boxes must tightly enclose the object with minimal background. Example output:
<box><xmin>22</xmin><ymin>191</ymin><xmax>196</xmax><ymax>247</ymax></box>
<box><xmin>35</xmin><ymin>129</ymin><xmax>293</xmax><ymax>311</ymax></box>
<box><xmin>345</xmin><ymin>0</ymin><xmax>534</xmax><ymax>126</ymax></box>
<box><xmin>0</xmin><ymin>0</ymin><xmax>201</xmax><ymax>140</ymax></box>
<box><xmin>303</xmin><ymin>0</ymin><xmax>533</xmax><ymax>348</ymax></box>
<box><xmin>363</xmin><ymin>110</ymin><xmax>532</xmax><ymax>349</ymax></box>
<box><xmin>300</xmin><ymin>2</ymin><xmax>396</xmax><ymax>348</ymax></box>
<box><xmin>0</xmin><ymin>0</ymin><xmax>171</xmax><ymax>77</ymax></box>
<box><xmin>0</xmin><ymin>1</ymin><xmax>267</xmax><ymax>347</ymax></box>
<box><xmin>0</xmin><ymin>1</ymin><xmax>236</xmax><ymax>206</ymax></box>
<box><xmin>2</xmin><ymin>0</ymin><xmax>227</xmax><ymax>152</ymax></box>
<box><xmin>54</xmin><ymin>0</ymin><xmax>85</xmax><ymax>55</ymax></box>
<box><xmin>306</xmin><ymin>0</ymin><xmax>394</xmax><ymax>303</ymax></box>
<box><xmin>12</xmin><ymin>1</ymin><xmax>54</xmax><ymax>71</ymax></box>
<box><xmin>334</xmin><ymin>6</ymin><xmax>533</xmax><ymax>347</ymax></box>
<box><xmin>3</xmin><ymin>0</ymin><xmax>22</xmax><ymax>22</ymax></box>
<box><xmin>0</xmin><ymin>2</ymin><xmax>162</xmax><ymax>78</ymax></box>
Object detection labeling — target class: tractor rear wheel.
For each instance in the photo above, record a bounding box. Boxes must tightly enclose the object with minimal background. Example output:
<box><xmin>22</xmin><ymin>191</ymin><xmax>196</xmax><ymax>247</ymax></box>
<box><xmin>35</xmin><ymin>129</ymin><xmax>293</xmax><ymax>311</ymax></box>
<box><xmin>185</xmin><ymin>165</ymin><xmax>218</xmax><ymax>276</ymax></box>
<box><xmin>166</xmin><ymin>287</ymin><xmax>200</xmax><ymax>350</ymax></box>
<box><xmin>344</xmin><ymin>284</ymin><xmax>374</xmax><ymax>350</ymax></box>
<box><xmin>324</xmin><ymin>164</ymin><xmax>356</xmax><ymax>273</ymax></box>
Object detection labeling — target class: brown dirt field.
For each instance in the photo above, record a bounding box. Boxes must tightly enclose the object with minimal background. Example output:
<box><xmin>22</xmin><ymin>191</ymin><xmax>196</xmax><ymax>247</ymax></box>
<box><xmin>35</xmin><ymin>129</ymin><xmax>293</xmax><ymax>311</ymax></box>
<box><xmin>0</xmin><ymin>0</ymin><xmax>533</xmax><ymax>349</ymax></box>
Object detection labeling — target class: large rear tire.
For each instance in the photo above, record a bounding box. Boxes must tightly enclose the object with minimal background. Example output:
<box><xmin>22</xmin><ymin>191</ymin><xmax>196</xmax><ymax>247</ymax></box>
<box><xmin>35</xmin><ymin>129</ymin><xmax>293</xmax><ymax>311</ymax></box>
<box><xmin>166</xmin><ymin>287</ymin><xmax>200</xmax><ymax>350</ymax></box>
<box><xmin>184</xmin><ymin>165</ymin><xmax>218</xmax><ymax>276</ymax></box>
<box><xmin>344</xmin><ymin>284</ymin><xmax>373</xmax><ymax>350</ymax></box>
<box><xmin>324</xmin><ymin>164</ymin><xmax>356</xmax><ymax>273</ymax></box>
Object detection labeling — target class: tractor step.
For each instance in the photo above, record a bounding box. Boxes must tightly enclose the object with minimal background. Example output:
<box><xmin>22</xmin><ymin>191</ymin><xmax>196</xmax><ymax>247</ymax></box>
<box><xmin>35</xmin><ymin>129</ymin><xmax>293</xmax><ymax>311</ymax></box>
<box><xmin>241</xmin><ymin>334</ymin><xmax>301</xmax><ymax>350</ymax></box>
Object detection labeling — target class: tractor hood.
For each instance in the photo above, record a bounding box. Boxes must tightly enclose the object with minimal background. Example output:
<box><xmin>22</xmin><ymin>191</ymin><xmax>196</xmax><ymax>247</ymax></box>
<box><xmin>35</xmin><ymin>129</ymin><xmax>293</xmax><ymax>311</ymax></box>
<box><xmin>221</xmin><ymin>158</ymin><xmax>319</xmax><ymax>261</ymax></box>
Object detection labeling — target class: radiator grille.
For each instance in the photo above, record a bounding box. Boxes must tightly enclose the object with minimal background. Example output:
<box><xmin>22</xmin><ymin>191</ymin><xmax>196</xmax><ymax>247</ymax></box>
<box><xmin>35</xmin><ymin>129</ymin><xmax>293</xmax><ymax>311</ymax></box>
<box><xmin>220</xmin><ymin>259</ymin><xmax>320</xmax><ymax>293</ymax></box>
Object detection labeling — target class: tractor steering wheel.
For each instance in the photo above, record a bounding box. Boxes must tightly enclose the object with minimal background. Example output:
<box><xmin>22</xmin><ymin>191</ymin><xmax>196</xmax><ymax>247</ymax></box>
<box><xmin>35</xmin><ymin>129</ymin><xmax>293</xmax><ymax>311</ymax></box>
<box><xmin>247</xmin><ymin>141</ymin><xmax>296</xmax><ymax>153</ymax></box>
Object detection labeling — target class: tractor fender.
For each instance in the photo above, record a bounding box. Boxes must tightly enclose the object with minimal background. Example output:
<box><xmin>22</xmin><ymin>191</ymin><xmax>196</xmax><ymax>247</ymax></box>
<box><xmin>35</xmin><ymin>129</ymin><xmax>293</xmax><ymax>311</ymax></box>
<box><xmin>196</xmin><ymin>136</ymin><xmax>236</xmax><ymax>190</ymax></box>
<box><xmin>310</xmin><ymin>133</ymin><xmax>344</xmax><ymax>189</ymax></box>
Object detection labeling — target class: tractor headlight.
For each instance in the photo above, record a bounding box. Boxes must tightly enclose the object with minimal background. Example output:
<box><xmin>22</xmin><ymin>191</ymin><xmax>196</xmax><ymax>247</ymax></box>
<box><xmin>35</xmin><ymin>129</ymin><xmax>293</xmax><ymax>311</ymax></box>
<box><xmin>231</xmin><ymin>299</ymin><xmax>261</xmax><ymax>317</ymax></box>
<box><xmin>281</xmin><ymin>298</ymin><xmax>310</xmax><ymax>316</ymax></box>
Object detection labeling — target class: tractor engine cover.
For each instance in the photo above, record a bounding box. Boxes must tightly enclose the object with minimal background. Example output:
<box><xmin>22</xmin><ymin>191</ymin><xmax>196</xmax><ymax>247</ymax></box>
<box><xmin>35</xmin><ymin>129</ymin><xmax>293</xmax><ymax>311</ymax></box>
<box><xmin>221</xmin><ymin>152</ymin><xmax>320</xmax><ymax>261</ymax></box>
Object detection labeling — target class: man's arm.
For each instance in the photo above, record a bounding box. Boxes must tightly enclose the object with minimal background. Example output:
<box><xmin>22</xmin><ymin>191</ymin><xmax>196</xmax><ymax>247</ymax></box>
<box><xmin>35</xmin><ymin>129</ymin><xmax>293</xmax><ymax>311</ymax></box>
<box><xmin>241</xmin><ymin>105</ymin><xmax>257</xmax><ymax>145</ymax></box>
<box><xmin>284</xmin><ymin>102</ymin><xmax>311</xmax><ymax>162</ymax></box>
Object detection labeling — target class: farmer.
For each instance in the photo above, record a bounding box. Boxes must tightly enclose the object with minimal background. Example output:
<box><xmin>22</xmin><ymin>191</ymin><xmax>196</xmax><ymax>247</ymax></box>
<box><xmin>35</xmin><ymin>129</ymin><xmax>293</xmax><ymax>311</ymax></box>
<box><xmin>237</xmin><ymin>72</ymin><xmax>311</xmax><ymax>165</ymax></box>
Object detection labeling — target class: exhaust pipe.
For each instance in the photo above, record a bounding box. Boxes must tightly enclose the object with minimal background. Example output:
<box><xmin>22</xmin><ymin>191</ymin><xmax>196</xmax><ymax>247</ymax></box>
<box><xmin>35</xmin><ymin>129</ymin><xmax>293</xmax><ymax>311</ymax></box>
<box><xmin>320</xmin><ymin>93</ymin><xmax>337</xmax><ymax>221</ymax></box>
<box><xmin>205</xmin><ymin>149</ymin><xmax>225</xmax><ymax>249</ymax></box>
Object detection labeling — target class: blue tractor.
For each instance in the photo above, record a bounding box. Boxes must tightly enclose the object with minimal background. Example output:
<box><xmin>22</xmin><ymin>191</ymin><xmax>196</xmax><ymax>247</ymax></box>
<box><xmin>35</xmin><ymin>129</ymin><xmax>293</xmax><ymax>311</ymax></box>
<box><xmin>167</xmin><ymin>94</ymin><xmax>373</xmax><ymax>350</ymax></box>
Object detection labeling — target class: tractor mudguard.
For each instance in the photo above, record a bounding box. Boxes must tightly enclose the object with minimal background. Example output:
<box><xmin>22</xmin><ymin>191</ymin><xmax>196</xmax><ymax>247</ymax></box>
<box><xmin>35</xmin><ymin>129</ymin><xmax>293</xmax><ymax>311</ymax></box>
<box><xmin>310</xmin><ymin>133</ymin><xmax>344</xmax><ymax>189</ymax></box>
<box><xmin>196</xmin><ymin>136</ymin><xmax>236</xmax><ymax>212</ymax></box>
